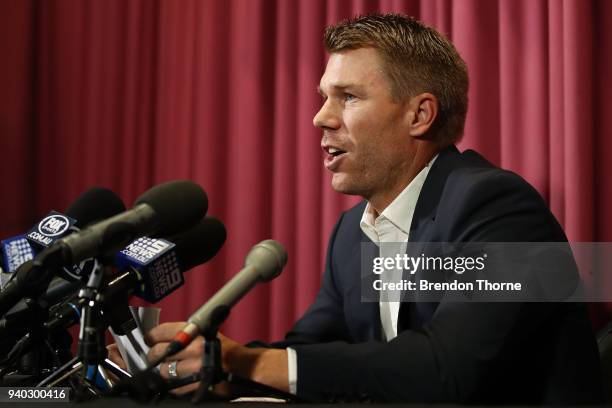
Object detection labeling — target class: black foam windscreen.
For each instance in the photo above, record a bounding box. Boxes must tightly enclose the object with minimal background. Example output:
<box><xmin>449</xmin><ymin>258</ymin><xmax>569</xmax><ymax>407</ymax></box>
<box><xmin>66</xmin><ymin>187</ymin><xmax>126</xmax><ymax>228</ymax></box>
<box><xmin>169</xmin><ymin>216</ymin><xmax>226</xmax><ymax>271</ymax></box>
<box><xmin>134</xmin><ymin>180</ymin><xmax>208</xmax><ymax>236</ymax></box>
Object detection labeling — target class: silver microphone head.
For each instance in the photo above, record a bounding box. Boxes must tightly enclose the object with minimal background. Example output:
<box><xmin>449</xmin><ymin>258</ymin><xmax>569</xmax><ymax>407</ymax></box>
<box><xmin>245</xmin><ymin>239</ymin><xmax>288</xmax><ymax>282</ymax></box>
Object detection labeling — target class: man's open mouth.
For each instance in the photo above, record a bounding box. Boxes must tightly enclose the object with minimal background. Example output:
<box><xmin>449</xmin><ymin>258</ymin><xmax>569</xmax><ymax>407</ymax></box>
<box><xmin>326</xmin><ymin>147</ymin><xmax>346</xmax><ymax>157</ymax></box>
<box><xmin>323</xmin><ymin>146</ymin><xmax>347</xmax><ymax>170</ymax></box>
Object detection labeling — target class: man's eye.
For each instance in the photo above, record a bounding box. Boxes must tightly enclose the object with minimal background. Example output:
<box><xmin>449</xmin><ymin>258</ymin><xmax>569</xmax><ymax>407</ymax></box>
<box><xmin>344</xmin><ymin>93</ymin><xmax>356</xmax><ymax>102</ymax></box>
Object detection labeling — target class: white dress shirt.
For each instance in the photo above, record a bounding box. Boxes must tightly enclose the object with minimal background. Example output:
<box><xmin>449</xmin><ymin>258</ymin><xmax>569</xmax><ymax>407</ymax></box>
<box><xmin>287</xmin><ymin>156</ymin><xmax>437</xmax><ymax>393</ymax></box>
<box><xmin>359</xmin><ymin>157</ymin><xmax>435</xmax><ymax>340</ymax></box>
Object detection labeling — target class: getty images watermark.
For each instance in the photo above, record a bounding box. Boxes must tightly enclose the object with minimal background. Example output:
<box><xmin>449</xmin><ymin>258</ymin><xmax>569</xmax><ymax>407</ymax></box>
<box><xmin>360</xmin><ymin>242</ymin><xmax>612</xmax><ymax>303</ymax></box>
<box><xmin>371</xmin><ymin>252</ymin><xmax>523</xmax><ymax>292</ymax></box>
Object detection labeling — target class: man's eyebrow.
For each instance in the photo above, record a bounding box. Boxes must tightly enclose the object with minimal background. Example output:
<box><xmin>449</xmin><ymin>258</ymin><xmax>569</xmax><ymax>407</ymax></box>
<box><xmin>317</xmin><ymin>83</ymin><xmax>363</xmax><ymax>94</ymax></box>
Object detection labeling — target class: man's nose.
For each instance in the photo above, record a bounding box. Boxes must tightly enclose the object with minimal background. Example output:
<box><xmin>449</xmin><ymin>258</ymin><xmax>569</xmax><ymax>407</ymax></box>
<box><xmin>313</xmin><ymin>99</ymin><xmax>341</xmax><ymax>130</ymax></box>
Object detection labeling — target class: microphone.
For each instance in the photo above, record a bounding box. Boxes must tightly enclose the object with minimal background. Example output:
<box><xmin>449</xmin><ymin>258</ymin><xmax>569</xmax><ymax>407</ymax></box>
<box><xmin>44</xmin><ymin>216</ymin><xmax>227</xmax><ymax>332</ymax></box>
<box><xmin>154</xmin><ymin>240</ymin><xmax>287</xmax><ymax>364</ymax></box>
<box><xmin>0</xmin><ymin>181</ymin><xmax>206</xmax><ymax>317</ymax></box>
<box><xmin>26</xmin><ymin>187</ymin><xmax>126</xmax><ymax>253</ymax></box>
<box><xmin>67</xmin><ymin>187</ymin><xmax>127</xmax><ymax>229</ymax></box>
<box><xmin>114</xmin><ymin>215</ymin><xmax>227</xmax><ymax>303</ymax></box>
<box><xmin>55</xmin><ymin>180</ymin><xmax>208</xmax><ymax>266</ymax></box>
<box><xmin>2</xmin><ymin>188</ymin><xmax>124</xmax><ymax>277</ymax></box>
<box><xmin>61</xmin><ymin>187</ymin><xmax>127</xmax><ymax>279</ymax></box>
<box><xmin>0</xmin><ymin>188</ymin><xmax>126</xmax><ymax>317</ymax></box>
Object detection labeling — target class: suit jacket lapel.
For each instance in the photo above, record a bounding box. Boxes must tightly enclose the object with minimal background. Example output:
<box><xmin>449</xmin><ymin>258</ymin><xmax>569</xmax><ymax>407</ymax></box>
<box><xmin>409</xmin><ymin>145</ymin><xmax>462</xmax><ymax>241</ymax></box>
<box><xmin>397</xmin><ymin>145</ymin><xmax>462</xmax><ymax>332</ymax></box>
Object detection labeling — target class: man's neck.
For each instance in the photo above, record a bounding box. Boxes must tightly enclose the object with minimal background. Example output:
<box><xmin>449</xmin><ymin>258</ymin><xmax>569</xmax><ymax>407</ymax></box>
<box><xmin>368</xmin><ymin>147</ymin><xmax>438</xmax><ymax>215</ymax></box>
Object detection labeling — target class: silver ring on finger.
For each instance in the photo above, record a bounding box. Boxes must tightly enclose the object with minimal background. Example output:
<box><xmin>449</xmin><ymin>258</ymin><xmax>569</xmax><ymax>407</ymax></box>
<box><xmin>168</xmin><ymin>360</ymin><xmax>179</xmax><ymax>378</ymax></box>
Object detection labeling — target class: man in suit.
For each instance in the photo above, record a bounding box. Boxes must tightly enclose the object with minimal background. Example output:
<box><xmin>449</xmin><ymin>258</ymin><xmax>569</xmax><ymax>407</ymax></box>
<box><xmin>141</xmin><ymin>13</ymin><xmax>602</xmax><ymax>403</ymax></box>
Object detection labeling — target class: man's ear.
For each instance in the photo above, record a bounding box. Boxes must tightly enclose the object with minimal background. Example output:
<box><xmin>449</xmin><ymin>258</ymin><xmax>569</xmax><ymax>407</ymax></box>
<box><xmin>405</xmin><ymin>93</ymin><xmax>438</xmax><ymax>137</ymax></box>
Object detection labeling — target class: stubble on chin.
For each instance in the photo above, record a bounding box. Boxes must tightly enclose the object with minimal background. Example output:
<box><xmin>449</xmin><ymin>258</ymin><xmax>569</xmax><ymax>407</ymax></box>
<box><xmin>330</xmin><ymin>172</ymin><xmax>373</xmax><ymax>199</ymax></box>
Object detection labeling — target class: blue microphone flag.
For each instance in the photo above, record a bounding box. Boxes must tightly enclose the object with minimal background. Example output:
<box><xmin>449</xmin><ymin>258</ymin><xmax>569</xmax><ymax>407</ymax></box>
<box><xmin>1</xmin><ymin>235</ymin><xmax>35</xmax><ymax>273</ymax></box>
<box><xmin>115</xmin><ymin>237</ymin><xmax>184</xmax><ymax>303</ymax></box>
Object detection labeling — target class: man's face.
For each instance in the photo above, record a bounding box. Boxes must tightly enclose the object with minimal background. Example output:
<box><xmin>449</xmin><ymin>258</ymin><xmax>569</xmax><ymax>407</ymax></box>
<box><xmin>314</xmin><ymin>47</ymin><xmax>416</xmax><ymax>202</ymax></box>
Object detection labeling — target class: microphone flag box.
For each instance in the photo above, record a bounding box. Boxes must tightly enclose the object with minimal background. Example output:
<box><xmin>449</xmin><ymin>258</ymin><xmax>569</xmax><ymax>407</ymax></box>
<box><xmin>1</xmin><ymin>235</ymin><xmax>35</xmax><ymax>273</ymax></box>
<box><xmin>116</xmin><ymin>237</ymin><xmax>184</xmax><ymax>303</ymax></box>
<box><xmin>26</xmin><ymin>211</ymin><xmax>77</xmax><ymax>250</ymax></box>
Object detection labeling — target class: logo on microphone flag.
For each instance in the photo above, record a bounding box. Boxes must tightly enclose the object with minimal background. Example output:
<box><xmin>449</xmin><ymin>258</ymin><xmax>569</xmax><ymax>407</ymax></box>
<box><xmin>26</xmin><ymin>211</ymin><xmax>77</xmax><ymax>249</ymax></box>
<box><xmin>1</xmin><ymin>235</ymin><xmax>35</xmax><ymax>273</ymax></box>
<box><xmin>116</xmin><ymin>237</ymin><xmax>184</xmax><ymax>303</ymax></box>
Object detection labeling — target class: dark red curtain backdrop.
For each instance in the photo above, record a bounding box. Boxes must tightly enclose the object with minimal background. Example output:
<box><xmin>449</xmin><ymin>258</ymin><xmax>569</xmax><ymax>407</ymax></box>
<box><xmin>1</xmin><ymin>0</ymin><xmax>611</xmax><ymax>342</ymax></box>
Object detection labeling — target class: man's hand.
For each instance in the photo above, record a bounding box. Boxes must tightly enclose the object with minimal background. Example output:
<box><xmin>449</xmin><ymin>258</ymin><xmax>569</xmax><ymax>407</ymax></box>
<box><xmin>146</xmin><ymin>321</ymin><xmax>289</xmax><ymax>396</ymax></box>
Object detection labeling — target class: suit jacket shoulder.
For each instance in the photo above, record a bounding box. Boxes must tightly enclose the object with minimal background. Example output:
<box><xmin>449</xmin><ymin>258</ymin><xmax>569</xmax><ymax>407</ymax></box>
<box><xmin>410</xmin><ymin>146</ymin><xmax>567</xmax><ymax>243</ymax></box>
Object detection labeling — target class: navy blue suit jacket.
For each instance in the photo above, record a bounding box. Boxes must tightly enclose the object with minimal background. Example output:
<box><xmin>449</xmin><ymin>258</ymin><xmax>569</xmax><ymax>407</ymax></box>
<box><xmin>277</xmin><ymin>146</ymin><xmax>602</xmax><ymax>403</ymax></box>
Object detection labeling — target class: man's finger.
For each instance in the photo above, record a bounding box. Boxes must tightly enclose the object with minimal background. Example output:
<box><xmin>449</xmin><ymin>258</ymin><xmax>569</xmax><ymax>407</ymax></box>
<box><xmin>148</xmin><ymin>342</ymin><xmax>170</xmax><ymax>363</ymax></box>
<box><xmin>159</xmin><ymin>358</ymin><xmax>203</xmax><ymax>396</ymax></box>
<box><xmin>159</xmin><ymin>358</ymin><xmax>201</xmax><ymax>380</ymax></box>
<box><xmin>164</xmin><ymin>338</ymin><xmax>205</xmax><ymax>361</ymax></box>
<box><xmin>145</xmin><ymin>321</ymin><xmax>187</xmax><ymax>345</ymax></box>
<box><xmin>147</xmin><ymin>338</ymin><xmax>205</xmax><ymax>363</ymax></box>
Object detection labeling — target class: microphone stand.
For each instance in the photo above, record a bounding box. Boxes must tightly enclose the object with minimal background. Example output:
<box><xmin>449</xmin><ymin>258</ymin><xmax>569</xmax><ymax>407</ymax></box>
<box><xmin>191</xmin><ymin>306</ymin><xmax>230</xmax><ymax>403</ymax></box>
<box><xmin>0</xmin><ymin>299</ymin><xmax>74</xmax><ymax>384</ymax></box>
<box><xmin>189</xmin><ymin>305</ymin><xmax>298</xmax><ymax>403</ymax></box>
<box><xmin>190</xmin><ymin>332</ymin><xmax>225</xmax><ymax>402</ymax></box>
<box><xmin>36</xmin><ymin>264</ymin><xmax>132</xmax><ymax>396</ymax></box>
